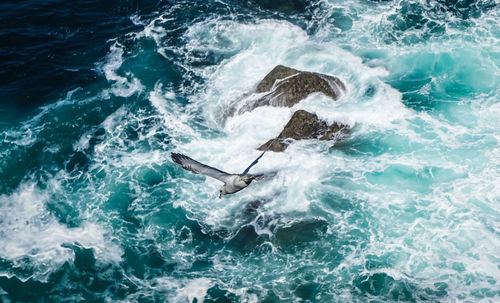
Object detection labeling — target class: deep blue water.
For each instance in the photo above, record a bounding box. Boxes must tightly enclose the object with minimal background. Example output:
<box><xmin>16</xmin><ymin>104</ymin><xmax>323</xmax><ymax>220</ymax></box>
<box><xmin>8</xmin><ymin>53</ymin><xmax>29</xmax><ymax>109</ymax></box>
<box><xmin>1</xmin><ymin>0</ymin><xmax>499</xmax><ymax>302</ymax></box>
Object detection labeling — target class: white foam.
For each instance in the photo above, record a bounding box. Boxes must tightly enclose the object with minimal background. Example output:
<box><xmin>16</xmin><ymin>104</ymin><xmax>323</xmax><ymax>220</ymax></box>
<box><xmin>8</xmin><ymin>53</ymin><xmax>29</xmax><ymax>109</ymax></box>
<box><xmin>101</xmin><ymin>106</ymin><xmax>127</xmax><ymax>133</ymax></box>
<box><xmin>100</xmin><ymin>42</ymin><xmax>144</xmax><ymax>97</ymax></box>
<box><xmin>0</xmin><ymin>183</ymin><xmax>122</xmax><ymax>282</ymax></box>
<box><xmin>182</xmin><ymin>18</ymin><xmax>412</xmax><ymax>131</ymax></box>
<box><xmin>148</xmin><ymin>277</ymin><xmax>213</xmax><ymax>303</ymax></box>
<box><xmin>73</xmin><ymin>130</ymin><xmax>92</xmax><ymax>152</ymax></box>
<box><xmin>133</xmin><ymin>14</ymin><xmax>177</xmax><ymax>58</ymax></box>
<box><xmin>173</xmin><ymin>278</ymin><xmax>213</xmax><ymax>303</ymax></box>
<box><xmin>148</xmin><ymin>83</ymin><xmax>198</xmax><ymax>138</ymax></box>
<box><xmin>130</xmin><ymin>14</ymin><xmax>146</xmax><ymax>26</ymax></box>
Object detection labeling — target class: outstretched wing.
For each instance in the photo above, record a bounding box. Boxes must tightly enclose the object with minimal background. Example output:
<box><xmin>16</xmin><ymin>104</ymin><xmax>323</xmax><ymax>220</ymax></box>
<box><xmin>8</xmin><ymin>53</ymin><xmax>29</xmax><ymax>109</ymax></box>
<box><xmin>171</xmin><ymin>153</ymin><xmax>232</xmax><ymax>183</ymax></box>
<box><xmin>242</xmin><ymin>149</ymin><xmax>267</xmax><ymax>175</ymax></box>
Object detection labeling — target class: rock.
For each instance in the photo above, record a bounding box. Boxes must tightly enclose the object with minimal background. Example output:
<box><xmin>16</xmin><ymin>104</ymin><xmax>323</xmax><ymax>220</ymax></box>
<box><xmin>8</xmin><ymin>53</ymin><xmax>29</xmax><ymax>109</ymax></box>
<box><xmin>276</xmin><ymin>110</ymin><xmax>328</xmax><ymax>140</ymax></box>
<box><xmin>259</xmin><ymin>138</ymin><xmax>289</xmax><ymax>153</ymax></box>
<box><xmin>319</xmin><ymin>122</ymin><xmax>349</xmax><ymax>141</ymax></box>
<box><xmin>239</xmin><ymin>65</ymin><xmax>345</xmax><ymax>114</ymax></box>
<box><xmin>255</xmin><ymin>65</ymin><xmax>301</xmax><ymax>93</ymax></box>
<box><xmin>258</xmin><ymin>110</ymin><xmax>348</xmax><ymax>152</ymax></box>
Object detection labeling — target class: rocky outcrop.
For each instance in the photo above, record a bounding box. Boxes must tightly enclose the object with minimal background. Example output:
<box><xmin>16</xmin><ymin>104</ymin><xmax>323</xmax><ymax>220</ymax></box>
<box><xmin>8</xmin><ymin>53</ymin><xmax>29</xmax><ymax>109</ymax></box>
<box><xmin>225</xmin><ymin>65</ymin><xmax>349</xmax><ymax>152</ymax></box>
<box><xmin>237</xmin><ymin>65</ymin><xmax>346</xmax><ymax>114</ymax></box>
<box><xmin>258</xmin><ymin>110</ymin><xmax>348</xmax><ymax>152</ymax></box>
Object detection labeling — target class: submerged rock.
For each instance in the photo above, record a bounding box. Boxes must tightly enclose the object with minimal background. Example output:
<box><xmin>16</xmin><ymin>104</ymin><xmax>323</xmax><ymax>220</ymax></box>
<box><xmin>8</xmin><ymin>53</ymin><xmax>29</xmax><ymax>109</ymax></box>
<box><xmin>238</xmin><ymin>65</ymin><xmax>346</xmax><ymax>114</ymax></box>
<box><xmin>258</xmin><ymin>110</ymin><xmax>348</xmax><ymax>152</ymax></box>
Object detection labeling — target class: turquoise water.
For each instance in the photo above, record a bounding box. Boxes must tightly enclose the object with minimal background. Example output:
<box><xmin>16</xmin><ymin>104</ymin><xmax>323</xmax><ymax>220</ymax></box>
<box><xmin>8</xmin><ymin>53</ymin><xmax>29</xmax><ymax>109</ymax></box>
<box><xmin>1</xmin><ymin>0</ymin><xmax>499</xmax><ymax>301</ymax></box>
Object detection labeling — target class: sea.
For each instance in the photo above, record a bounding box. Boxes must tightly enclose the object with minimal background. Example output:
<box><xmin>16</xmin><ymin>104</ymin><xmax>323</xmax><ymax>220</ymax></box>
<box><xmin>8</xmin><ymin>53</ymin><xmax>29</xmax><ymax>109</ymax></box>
<box><xmin>0</xmin><ymin>0</ymin><xmax>499</xmax><ymax>302</ymax></box>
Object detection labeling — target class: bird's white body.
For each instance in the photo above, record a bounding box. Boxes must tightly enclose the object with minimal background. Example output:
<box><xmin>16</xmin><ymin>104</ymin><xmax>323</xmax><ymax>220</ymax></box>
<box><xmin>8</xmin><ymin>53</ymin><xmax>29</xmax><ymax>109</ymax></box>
<box><xmin>220</xmin><ymin>175</ymin><xmax>252</xmax><ymax>198</ymax></box>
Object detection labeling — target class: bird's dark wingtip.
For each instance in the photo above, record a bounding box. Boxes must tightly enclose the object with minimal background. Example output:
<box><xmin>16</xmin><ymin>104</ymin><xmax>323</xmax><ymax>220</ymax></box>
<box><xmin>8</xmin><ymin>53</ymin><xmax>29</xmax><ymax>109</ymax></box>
<box><xmin>171</xmin><ymin>152</ymin><xmax>183</xmax><ymax>165</ymax></box>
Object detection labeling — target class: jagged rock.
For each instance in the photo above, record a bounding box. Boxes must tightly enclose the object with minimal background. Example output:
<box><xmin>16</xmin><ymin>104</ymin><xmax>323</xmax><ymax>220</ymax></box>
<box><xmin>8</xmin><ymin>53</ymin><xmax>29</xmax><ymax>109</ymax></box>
<box><xmin>319</xmin><ymin>122</ymin><xmax>348</xmax><ymax>141</ymax></box>
<box><xmin>239</xmin><ymin>65</ymin><xmax>345</xmax><ymax>114</ymax></box>
<box><xmin>276</xmin><ymin>110</ymin><xmax>328</xmax><ymax>139</ymax></box>
<box><xmin>258</xmin><ymin>110</ymin><xmax>348</xmax><ymax>152</ymax></box>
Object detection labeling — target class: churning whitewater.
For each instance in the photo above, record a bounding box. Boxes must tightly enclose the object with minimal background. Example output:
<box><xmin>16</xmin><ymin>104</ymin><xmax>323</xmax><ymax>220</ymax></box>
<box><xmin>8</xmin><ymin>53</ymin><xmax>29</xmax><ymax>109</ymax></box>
<box><xmin>0</xmin><ymin>0</ymin><xmax>499</xmax><ymax>302</ymax></box>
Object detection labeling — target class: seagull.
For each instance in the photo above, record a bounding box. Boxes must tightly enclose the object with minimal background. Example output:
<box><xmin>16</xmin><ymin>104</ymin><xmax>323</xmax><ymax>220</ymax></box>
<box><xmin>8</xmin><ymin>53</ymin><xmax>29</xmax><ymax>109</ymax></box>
<box><xmin>171</xmin><ymin>150</ymin><xmax>267</xmax><ymax>199</ymax></box>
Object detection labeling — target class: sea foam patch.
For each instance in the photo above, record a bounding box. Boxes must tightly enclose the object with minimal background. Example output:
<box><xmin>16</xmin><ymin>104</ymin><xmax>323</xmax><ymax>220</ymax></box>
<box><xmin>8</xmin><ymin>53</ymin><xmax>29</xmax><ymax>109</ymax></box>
<box><xmin>100</xmin><ymin>42</ymin><xmax>144</xmax><ymax>97</ymax></box>
<box><xmin>0</xmin><ymin>182</ymin><xmax>122</xmax><ymax>281</ymax></box>
<box><xmin>182</xmin><ymin>19</ymin><xmax>411</xmax><ymax>130</ymax></box>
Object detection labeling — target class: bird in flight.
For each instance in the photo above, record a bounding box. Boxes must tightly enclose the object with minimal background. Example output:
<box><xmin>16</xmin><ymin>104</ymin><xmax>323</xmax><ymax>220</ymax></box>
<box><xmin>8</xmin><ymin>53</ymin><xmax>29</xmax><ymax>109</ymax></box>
<box><xmin>171</xmin><ymin>150</ymin><xmax>267</xmax><ymax>198</ymax></box>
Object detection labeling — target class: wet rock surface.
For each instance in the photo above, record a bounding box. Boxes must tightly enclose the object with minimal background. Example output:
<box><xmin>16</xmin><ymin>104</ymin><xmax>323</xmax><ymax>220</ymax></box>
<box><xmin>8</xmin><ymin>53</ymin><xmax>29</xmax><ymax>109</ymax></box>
<box><xmin>258</xmin><ymin>110</ymin><xmax>348</xmax><ymax>152</ymax></box>
<box><xmin>238</xmin><ymin>65</ymin><xmax>346</xmax><ymax>114</ymax></box>
<box><xmin>255</xmin><ymin>65</ymin><xmax>302</xmax><ymax>93</ymax></box>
